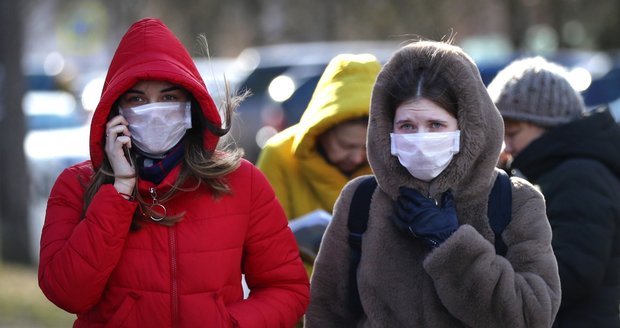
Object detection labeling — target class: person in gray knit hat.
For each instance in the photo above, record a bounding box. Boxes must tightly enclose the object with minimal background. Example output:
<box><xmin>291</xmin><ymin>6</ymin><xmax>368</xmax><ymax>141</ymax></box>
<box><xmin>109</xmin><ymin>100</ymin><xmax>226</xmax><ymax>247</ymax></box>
<box><xmin>489</xmin><ymin>56</ymin><xmax>620</xmax><ymax>328</ymax></box>
<box><xmin>489</xmin><ymin>56</ymin><xmax>585</xmax><ymax>129</ymax></box>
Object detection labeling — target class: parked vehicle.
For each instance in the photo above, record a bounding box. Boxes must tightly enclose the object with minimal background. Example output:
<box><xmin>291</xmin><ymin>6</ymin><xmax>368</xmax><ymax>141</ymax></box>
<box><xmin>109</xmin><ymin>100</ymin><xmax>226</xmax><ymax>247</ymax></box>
<box><xmin>23</xmin><ymin>76</ymin><xmax>91</xmax><ymax>261</ymax></box>
<box><xmin>193</xmin><ymin>56</ymin><xmax>240</xmax><ymax>108</ymax></box>
<box><xmin>23</xmin><ymin>89</ymin><xmax>90</xmax><ymax>199</ymax></box>
<box><xmin>476</xmin><ymin>49</ymin><xmax>620</xmax><ymax>110</ymax></box>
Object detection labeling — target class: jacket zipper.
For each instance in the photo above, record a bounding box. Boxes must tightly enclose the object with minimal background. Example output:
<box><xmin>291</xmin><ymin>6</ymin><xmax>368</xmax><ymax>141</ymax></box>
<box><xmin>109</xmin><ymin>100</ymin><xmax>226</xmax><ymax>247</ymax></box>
<box><xmin>149</xmin><ymin>186</ymin><xmax>178</xmax><ymax>325</ymax></box>
<box><xmin>170</xmin><ymin>224</ymin><xmax>179</xmax><ymax>327</ymax></box>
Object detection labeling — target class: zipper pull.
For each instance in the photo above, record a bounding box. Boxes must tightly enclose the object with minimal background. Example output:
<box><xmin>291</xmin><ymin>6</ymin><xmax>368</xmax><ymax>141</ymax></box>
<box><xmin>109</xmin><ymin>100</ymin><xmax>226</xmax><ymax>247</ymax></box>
<box><xmin>148</xmin><ymin>187</ymin><xmax>167</xmax><ymax>221</ymax></box>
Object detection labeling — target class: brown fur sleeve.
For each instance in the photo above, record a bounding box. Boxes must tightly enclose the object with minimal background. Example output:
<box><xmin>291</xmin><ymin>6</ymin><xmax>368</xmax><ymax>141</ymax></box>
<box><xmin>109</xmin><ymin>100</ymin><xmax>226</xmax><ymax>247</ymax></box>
<box><xmin>423</xmin><ymin>177</ymin><xmax>561</xmax><ymax>327</ymax></box>
<box><xmin>305</xmin><ymin>176</ymin><xmax>369</xmax><ymax>327</ymax></box>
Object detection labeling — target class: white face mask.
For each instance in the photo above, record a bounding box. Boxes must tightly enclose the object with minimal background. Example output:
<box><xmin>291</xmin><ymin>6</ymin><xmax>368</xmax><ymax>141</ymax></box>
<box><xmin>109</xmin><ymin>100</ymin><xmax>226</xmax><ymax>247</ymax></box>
<box><xmin>120</xmin><ymin>102</ymin><xmax>192</xmax><ymax>157</ymax></box>
<box><xmin>390</xmin><ymin>131</ymin><xmax>460</xmax><ymax>181</ymax></box>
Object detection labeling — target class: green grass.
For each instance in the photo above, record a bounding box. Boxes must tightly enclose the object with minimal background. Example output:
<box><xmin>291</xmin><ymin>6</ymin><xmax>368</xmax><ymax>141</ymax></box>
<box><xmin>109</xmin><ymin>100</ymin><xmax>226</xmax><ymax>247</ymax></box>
<box><xmin>0</xmin><ymin>262</ymin><xmax>74</xmax><ymax>328</ymax></box>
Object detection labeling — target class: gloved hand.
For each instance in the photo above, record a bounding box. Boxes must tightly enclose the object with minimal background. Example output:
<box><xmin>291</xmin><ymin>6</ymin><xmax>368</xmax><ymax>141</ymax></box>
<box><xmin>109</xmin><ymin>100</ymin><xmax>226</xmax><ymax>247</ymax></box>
<box><xmin>391</xmin><ymin>187</ymin><xmax>459</xmax><ymax>249</ymax></box>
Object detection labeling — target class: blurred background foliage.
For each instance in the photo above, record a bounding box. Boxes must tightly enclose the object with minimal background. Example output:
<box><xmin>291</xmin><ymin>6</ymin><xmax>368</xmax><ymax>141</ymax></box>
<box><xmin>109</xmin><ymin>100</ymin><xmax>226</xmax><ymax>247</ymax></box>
<box><xmin>23</xmin><ymin>0</ymin><xmax>620</xmax><ymax>66</ymax></box>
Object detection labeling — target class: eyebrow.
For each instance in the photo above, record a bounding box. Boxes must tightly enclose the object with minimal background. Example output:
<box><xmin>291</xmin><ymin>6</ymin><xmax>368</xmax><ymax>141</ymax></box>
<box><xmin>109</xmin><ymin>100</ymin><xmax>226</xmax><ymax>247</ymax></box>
<box><xmin>124</xmin><ymin>86</ymin><xmax>181</xmax><ymax>94</ymax></box>
<box><xmin>394</xmin><ymin>118</ymin><xmax>450</xmax><ymax>126</ymax></box>
<box><xmin>394</xmin><ymin>119</ymin><xmax>412</xmax><ymax>125</ymax></box>
<box><xmin>124</xmin><ymin>89</ymin><xmax>145</xmax><ymax>95</ymax></box>
<box><xmin>161</xmin><ymin>86</ymin><xmax>181</xmax><ymax>93</ymax></box>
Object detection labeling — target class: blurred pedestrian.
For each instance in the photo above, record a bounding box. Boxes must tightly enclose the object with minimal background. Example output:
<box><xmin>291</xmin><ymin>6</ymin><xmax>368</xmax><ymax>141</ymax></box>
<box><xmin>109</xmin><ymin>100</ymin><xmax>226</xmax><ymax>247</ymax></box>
<box><xmin>256</xmin><ymin>53</ymin><xmax>381</xmax><ymax>268</ymax></box>
<box><xmin>38</xmin><ymin>17</ymin><xmax>309</xmax><ymax>327</ymax></box>
<box><xmin>305</xmin><ymin>41</ymin><xmax>561</xmax><ymax>327</ymax></box>
<box><xmin>488</xmin><ymin>56</ymin><xmax>620</xmax><ymax>327</ymax></box>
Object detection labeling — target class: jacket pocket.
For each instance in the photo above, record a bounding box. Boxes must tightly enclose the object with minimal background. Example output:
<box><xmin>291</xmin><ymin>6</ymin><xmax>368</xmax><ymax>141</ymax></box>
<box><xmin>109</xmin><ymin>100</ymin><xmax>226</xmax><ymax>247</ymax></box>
<box><xmin>105</xmin><ymin>292</ymin><xmax>140</xmax><ymax>328</ymax></box>
<box><xmin>183</xmin><ymin>291</ymin><xmax>234</xmax><ymax>327</ymax></box>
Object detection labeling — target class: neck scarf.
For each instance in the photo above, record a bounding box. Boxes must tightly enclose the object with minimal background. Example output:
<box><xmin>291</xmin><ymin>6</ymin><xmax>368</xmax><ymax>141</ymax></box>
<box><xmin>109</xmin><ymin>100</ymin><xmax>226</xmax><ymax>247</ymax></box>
<box><xmin>137</xmin><ymin>141</ymin><xmax>185</xmax><ymax>185</ymax></box>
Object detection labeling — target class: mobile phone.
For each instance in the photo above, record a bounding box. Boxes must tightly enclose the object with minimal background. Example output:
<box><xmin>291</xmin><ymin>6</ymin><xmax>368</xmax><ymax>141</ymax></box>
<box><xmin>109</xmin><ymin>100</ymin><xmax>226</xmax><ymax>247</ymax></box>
<box><xmin>123</xmin><ymin>145</ymin><xmax>133</xmax><ymax>167</ymax></box>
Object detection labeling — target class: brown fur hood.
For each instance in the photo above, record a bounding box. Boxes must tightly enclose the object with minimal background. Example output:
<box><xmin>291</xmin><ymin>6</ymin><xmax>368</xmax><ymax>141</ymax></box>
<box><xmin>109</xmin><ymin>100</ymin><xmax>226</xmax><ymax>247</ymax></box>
<box><xmin>306</xmin><ymin>42</ymin><xmax>561</xmax><ymax>327</ymax></box>
<box><xmin>368</xmin><ymin>41</ymin><xmax>504</xmax><ymax>239</ymax></box>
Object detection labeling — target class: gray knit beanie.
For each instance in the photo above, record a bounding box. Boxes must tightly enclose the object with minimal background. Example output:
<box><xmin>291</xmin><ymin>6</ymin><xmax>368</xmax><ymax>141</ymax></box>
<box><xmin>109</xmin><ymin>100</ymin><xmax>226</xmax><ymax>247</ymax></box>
<box><xmin>487</xmin><ymin>56</ymin><xmax>585</xmax><ymax>127</ymax></box>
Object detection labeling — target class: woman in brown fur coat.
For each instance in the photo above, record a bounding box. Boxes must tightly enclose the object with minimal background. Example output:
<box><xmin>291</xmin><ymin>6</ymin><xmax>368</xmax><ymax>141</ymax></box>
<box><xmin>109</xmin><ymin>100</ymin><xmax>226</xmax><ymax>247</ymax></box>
<box><xmin>305</xmin><ymin>41</ymin><xmax>561</xmax><ymax>327</ymax></box>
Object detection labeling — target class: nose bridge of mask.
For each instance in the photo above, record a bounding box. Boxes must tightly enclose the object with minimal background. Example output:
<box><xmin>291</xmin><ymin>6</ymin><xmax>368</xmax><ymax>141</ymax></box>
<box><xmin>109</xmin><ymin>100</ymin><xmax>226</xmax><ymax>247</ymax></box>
<box><xmin>390</xmin><ymin>131</ymin><xmax>460</xmax><ymax>156</ymax></box>
<box><xmin>120</xmin><ymin>102</ymin><xmax>192</xmax><ymax>129</ymax></box>
<box><xmin>118</xmin><ymin>102</ymin><xmax>193</xmax><ymax>156</ymax></box>
<box><xmin>390</xmin><ymin>130</ymin><xmax>461</xmax><ymax>181</ymax></box>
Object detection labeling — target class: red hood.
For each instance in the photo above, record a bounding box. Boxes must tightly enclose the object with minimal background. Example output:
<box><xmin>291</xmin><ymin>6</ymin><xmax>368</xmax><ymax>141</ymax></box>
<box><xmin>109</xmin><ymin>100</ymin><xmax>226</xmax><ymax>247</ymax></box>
<box><xmin>89</xmin><ymin>18</ymin><xmax>221</xmax><ymax>169</ymax></box>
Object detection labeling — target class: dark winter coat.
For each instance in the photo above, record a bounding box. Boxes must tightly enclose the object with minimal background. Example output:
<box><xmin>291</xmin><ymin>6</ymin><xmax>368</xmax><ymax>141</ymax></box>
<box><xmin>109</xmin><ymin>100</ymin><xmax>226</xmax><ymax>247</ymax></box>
<box><xmin>511</xmin><ymin>108</ymin><xmax>620</xmax><ymax>328</ymax></box>
<box><xmin>306</xmin><ymin>41</ymin><xmax>561</xmax><ymax>327</ymax></box>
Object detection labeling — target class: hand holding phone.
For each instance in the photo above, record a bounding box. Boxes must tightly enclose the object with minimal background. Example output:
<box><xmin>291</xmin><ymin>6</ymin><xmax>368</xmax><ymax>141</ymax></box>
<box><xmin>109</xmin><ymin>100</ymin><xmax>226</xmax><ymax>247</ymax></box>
<box><xmin>105</xmin><ymin>115</ymin><xmax>135</xmax><ymax>187</ymax></box>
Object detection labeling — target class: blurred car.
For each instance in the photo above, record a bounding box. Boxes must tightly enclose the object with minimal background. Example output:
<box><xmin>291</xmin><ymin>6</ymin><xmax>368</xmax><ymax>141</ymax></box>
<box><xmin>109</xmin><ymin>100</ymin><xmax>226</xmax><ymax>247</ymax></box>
<box><xmin>224</xmin><ymin>41</ymin><xmax>401</xmax><ymax>163</ymax></box>
<box><xmin>23</xmin><ymin>90</ymin><xmax>89</xmax><ymax>131</ymax></box>
<box><xmin>23</xmin><ymin>53</ymin><xmax>92</xmax><ymax>199</ymax></box>
<box><xmin>22</xmin><ymin>83</ymin><xmax>92</xmax><ymax>262</ymax></box>
<box><xmin>23</xmin><ymin>89</ymin><xmax>91</xmax><ymax>199</ymax></box>
<box><xmin>194</xmin><ymin>57</ymin><xmax>240</xmax><ymax>106</ymax></box>
<box><xmin>476</xmin><ymin>49</ymin><xmax>620</xmax><ymax>111</ymax></box>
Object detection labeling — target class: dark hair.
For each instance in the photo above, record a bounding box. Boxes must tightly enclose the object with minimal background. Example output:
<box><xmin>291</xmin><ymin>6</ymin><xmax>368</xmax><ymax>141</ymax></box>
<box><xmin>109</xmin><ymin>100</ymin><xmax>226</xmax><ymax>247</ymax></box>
<box><xmin>342</xmin><ymin>116</ymin><xmax>369</xmax><ymax>126</ymax></box>
<box><xmin>384</xmin><ymin>50</ymin><xmax>458</xmax><ymax>119</ymax></box>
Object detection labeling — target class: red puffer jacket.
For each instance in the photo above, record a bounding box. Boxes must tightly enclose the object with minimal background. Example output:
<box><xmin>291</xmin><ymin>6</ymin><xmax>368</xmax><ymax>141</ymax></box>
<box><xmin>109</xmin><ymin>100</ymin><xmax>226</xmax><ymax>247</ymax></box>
<box><xmin>38</xmin><ymin>18</ymin><xmax>309</xmax><ymax>327</ymax></box>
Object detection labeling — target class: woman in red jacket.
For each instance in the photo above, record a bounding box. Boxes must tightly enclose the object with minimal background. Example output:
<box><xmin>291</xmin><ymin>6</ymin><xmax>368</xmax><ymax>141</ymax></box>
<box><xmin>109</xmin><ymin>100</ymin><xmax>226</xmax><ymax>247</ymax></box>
<box><xmin>38</xmin><ymin>18</ymin><xmax>309</xmax><ymax>327</ymax></box>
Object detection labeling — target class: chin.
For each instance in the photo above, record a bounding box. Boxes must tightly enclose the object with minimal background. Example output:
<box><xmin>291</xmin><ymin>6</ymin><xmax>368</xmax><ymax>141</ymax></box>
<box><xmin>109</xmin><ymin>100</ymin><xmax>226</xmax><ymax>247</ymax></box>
<box><xmin>338</xmin><ymin>165</ymin><xmax>359</xmax><ymax>176</ymax></box>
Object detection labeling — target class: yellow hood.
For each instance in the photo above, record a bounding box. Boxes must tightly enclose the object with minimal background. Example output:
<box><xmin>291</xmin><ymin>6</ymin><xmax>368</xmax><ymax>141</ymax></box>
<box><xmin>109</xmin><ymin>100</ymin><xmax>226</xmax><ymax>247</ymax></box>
<box><xmin>257</xmin><ymin>54</ymin><xmax>381</xmax><ymax>220</ymax></box>
<box><xmin>292</xmin><ymin>54</ymin><xmax>381</xmax><ymax>157</ymax></box>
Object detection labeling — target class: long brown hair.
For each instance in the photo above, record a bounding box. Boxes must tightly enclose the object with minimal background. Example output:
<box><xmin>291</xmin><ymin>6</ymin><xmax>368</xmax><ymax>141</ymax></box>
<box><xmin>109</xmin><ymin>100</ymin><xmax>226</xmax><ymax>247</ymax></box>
<box><xmin>82</xmin><ymin>82</ymin><xmax>248</xmax><ymax>229</ymax></box>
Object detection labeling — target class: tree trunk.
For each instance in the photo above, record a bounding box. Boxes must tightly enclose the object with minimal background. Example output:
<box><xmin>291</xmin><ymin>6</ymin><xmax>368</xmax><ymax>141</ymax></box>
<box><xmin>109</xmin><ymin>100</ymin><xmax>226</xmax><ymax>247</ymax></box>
<box><xmin>0</xmin><ymin>0</ymin><xmax>32</xmax><ymax>264</ymax></box>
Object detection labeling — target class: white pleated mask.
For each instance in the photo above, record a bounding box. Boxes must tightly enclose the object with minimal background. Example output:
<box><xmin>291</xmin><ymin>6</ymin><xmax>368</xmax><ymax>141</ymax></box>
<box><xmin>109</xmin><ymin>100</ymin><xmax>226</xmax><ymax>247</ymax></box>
<box><xmin>390</xmin><ymin>131</ymin><xmax>460</xmax><ymax>181</ymax></box>
<box><xmin>120</xmin><ymin>102</ymin><xmax>192</xmax><ymax>157</ymax></box>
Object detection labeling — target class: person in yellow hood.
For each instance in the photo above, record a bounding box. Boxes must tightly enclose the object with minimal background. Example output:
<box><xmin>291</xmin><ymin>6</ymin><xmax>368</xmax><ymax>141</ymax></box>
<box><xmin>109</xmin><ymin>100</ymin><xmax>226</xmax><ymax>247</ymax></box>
<box><xmin>257</xmin><ymin>53</ymin><xmax>381</xmax><ymax>270</ymax></box>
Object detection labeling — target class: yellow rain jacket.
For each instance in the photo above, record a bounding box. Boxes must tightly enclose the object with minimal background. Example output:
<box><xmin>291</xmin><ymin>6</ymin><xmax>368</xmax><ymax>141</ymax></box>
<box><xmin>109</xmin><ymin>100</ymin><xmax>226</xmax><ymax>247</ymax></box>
<box><xmin>257</xmin><ymin>54</ymin><xmax>381</xmax><ymax>221</ymax></box>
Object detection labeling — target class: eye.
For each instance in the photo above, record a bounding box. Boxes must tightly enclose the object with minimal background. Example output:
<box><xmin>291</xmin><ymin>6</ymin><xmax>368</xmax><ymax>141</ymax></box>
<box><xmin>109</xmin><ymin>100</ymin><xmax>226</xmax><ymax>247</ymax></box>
<box><xmin>342</xmin><ymin>143</ymin><xmax>364</xmax><ymax>151</ymax></box>
<box><xmin>428</xmin><ymin>121</ymin><xmax>448</xmax><ymax>131</ymax></box>
<box><xmin>430</xmin><ymin>122</ymin><xmax>444</xmax><ymax>129</ymax></box>
<box><xmin>122</xmin><ymin>94</ymin><xmax>146</xmax><ymax>106</ymax></box>
<box><xmin>398</xmin><ymin>123</ymin><xmax>415</xmax><ymax>131</ymax></box>
<box><xmin>162</xmin><ymin>94</ymin><xmax>178</xmax><ymax>101</ymax></box>
<box><xmin>505</xmin><ymin>128</ymin><xmax>520</xmax><ymax>138</ymax></box>
<box><xmin>161</xmin><ymin>89</ymin><xmax>189</xmax><ymax>102</ymax></box>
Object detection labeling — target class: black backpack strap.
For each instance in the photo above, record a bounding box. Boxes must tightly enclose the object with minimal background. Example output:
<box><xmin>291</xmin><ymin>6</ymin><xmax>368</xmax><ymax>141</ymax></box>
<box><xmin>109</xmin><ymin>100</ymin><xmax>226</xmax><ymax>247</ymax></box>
<box><xmin>347</xmin><ymin>176</ymin><xmax>377</xmax><ymax>314</ymax></box>
<box><xmin>487</xmin><ymin>170</ymin><xmax>512</xmax><ymax>256</ymax></box>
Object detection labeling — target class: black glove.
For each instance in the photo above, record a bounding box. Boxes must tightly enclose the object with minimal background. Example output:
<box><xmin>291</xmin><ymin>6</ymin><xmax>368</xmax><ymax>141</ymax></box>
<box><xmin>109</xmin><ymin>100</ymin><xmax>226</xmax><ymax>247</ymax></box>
<box><xmin>391</xmin><ymin>187</ymin><xmax>459</xmax><ymax>249</ymax></box>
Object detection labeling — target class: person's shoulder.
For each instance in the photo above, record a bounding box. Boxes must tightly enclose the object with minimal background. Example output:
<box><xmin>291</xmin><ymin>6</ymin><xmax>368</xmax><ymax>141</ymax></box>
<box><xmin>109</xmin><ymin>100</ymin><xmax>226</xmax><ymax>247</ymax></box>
<box><xmin>61</xmin><ymin>160</ymin><xmax>94</xmax><ymax>178</ymax></box>
<box><xmin>263</xmin><ymin>125</ymin><xmax>298</xmax><ymax>149</ymax></box>
<box><xmin>257</xmin><ymin>126</ymin><xmax>298</xmax><ymax>169</ymax></box>
<box><xmin>50</xmin><ymin>160</ymin><xmax>94</xmax><ymax>191</ymax></box>
<box><xmin>508</xmin><ymin>175</ymin><xmax>545</xmax><ymax>205</ymax></box>
<box><xmin>233</xmin><ymin>158</ymin><xmax>255</xmax><ymax>173</ymax></box>
<box><xmin>544</xmin><ymin>158</ymin><xmax>618</xmax><ymax>186</ymax></box>
<box><xmin>231</xmin><ymin>159</ymin><xmax>270</xmax><ymax>181</ymax></box>
<box><xmin>555</xmin><ymin>157</ymin><xmax>610</xmax><ymax>172</ymax></box>
<box><xmin>339</xmin><ymin>175</ymin><xmax>376</xmax><ymax>200</ymax></box>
